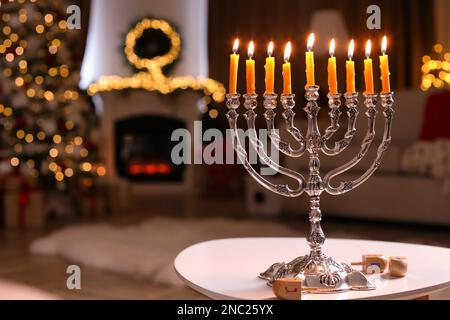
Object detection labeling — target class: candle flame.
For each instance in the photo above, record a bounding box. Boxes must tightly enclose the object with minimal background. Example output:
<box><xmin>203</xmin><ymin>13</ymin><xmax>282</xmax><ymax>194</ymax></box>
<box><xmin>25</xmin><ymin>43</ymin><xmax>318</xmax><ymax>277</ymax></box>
<box><xmin>329</xmin><ymin>39</ymin><xmax>335</xmax><ymax>57</ymax></box>
<box><xmin>232</xmin><ymin>39</ymin><xmax>239</xmax><ymax>54</ymax></box>
<box><xmin>248</xmin><ymin>41</ymin><xmax>254</xmax><ymax>59</ymax></box>
<box><xmin>307</xmin><ymin>33</ymin><xmax>315</xmax><ymax>51</ymax></box>
<box><xmin>365</xmin><ymin>40</ymin><xmax>372</xmax><ymax>58</ymax></box>
<box><xmin>348</xmin><ymin>40</ymin><xmax>355</xmax><ymax>60</ymax></box>
<box><xmin>382</xmin><ymin>36</ymin><xmax>387</xmax><ymax>55</ymax></box>
<box><xmin>284</xmin><ymin>41</ymin><xmax>292</xmax><ymax>62</ymax></box>
<box><xmin>268</xmin><ymin>41</ymin><xmax>274</xmax><ymax>57</ymax></box>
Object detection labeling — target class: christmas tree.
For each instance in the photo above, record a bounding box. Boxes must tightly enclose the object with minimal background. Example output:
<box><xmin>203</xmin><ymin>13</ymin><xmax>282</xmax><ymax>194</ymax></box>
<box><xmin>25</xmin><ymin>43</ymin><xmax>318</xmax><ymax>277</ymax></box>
<box><xmin>0</xmin><ymin>0</ymin><xmax>103</xmax><ymax>191</ymax></box>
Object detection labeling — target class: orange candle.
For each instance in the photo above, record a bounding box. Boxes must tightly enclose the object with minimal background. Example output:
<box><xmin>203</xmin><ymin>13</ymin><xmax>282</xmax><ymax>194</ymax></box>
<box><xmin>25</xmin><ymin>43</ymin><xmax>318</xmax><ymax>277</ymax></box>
<box><xmin>380</xmin><ymin>36</ymin><xmax>391</xmax><ymax>93</ymax></box>
<box><xmin>229</xmin><ymin>39</ymin><xmax>239</xmax><ymax>94</ymax></box>
<box><xmin>283</xmin><ymin>42</ymin><xmax>292</xmax><ymax>95</ymax></box>
<box><xmin>246</xmin><ymin>41</ymin><xmax>256</xmax><ymax>94</ymax></box>
<box><xmin>346</xmin><ymin>40</ymin><xmax>356</xmax><ymax>94</ymax></box>
<box><xmin>305</xmin><ymin>33</ymin><xmax>315</xmax><ymax>87</ymax></box>
<box><xmin>265</xmin><ymin>41</ymin><xmax>275</xmax><ymax>94</ymax></box>
<box><xmin>364</xmin><ymin>40</ymin><xmax>374</xmax><ymax>94</ymax></box>
<box><xmin>327</xmin><ymin>39</ymin><xmax>338</xmax><ymax>94</ymax></box>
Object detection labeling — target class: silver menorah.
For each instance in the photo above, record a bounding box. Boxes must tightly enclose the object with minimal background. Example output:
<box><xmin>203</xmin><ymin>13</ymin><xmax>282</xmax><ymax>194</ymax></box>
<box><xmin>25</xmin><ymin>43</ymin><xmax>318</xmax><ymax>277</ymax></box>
<box><xmin>226</xmin><ymin>86</ymin><xmax>394</xmax><ymax>293</ymax></box>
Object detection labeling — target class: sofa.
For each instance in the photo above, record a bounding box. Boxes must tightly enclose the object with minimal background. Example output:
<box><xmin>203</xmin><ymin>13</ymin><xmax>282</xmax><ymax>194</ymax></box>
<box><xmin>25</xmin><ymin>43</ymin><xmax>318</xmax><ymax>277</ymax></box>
<box><xmin>246</xmin><ymin>89</ymin><xmax>450</xmax><ymax>226</ymax></box>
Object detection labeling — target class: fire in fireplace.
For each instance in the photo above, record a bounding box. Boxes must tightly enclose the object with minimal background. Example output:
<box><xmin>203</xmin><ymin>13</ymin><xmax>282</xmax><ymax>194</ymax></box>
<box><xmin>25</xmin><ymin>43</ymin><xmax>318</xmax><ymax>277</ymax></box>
<box><xmin>128</xmin><ymin>162</ymin><xmax>172</xmax><ymax>176</ymax></box>
<box><xmin>115</xmin><ymin>115</ymin><xmax>185</xmax><ymax>182</ymax></box>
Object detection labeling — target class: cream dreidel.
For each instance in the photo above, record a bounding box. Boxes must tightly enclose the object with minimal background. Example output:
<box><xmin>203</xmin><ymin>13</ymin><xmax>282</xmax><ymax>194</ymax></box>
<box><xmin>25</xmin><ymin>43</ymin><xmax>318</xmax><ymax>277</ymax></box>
<box><xmin>389</xmin><ymin>256</ymin><xmax>408</xmax><ymax>277</ymax></box>
<box><xmin>272</xmin><ymin>278</ymin><xmax>302</xmax><ymax>300</ymax></box>
<box><xmin>351</xmin><ymin>254</ymin><xmax>388</xmax><ymax>274</ymax></box>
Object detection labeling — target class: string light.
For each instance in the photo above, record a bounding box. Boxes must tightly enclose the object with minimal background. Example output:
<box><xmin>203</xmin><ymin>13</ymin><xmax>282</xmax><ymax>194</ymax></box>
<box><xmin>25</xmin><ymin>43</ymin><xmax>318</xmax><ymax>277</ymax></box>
<box><xmin>65</xmin><ymin>144</ymin><xmax>74</xmax><ymax>154</ymax></box>
<box><xmin>35</xmin><ymin>24</ymin><xmax>44</xmax><ymax>34</ymax></box>
<box><xmin>96</xmin><ymin>166</ymin><xmax>106</xmax><ymax>177</ymax></box>
<box><xmin>16</xmin><ymin>130</ymin><xmax>25</xmax><ymax>139</ymax></box>
<box><xmin>37</xmin><ymin>131</ymin><xmax>46</xmax><ymax>140</ymax></box>
<box><xmin>10</xmin><ymin>157</ymin><xmax>20</xmax><ymax>167</ymax></box>
<box><xmin>49</xmin><ymin>148</ymin><xmax>58</xmax><ymax>158</ymax></box>
<box><xmin>26</xmin><ymin>88</ymin><xmax>36</xmax><ymax>97</ymax></box>
<box><xmin>74</xmin><ymin>136</ymin><xmax>83</xmax><ymax>146</ymax></box>
<box><xmin>81</xmin><ymin>162</ymin><xmax>92</xmax><ymax>172</ymax></box>
<box><xmin>65</xmin><ymin>120</ymin><xmax>74</xmax><ymax>129</ymax></box>
<box><xmin>3</xmin><ymin>107</ymin><xmax>13</xmax><ymax>117</ymax></box>
<box><xmin>88</xmin><ymin>18</ymin><xmax>225</xmax><ymax>103</ymax></box>
<box><xmin>125</xmin><ymin>18</ymin><xmax>180</xmax><ymax>71</ymax></box>
<box><xmin>53</xmin><ymin>134</ymin><xmax>62</xmax><ymax>144</ymax></box>
<box><xmin>421</xmin><ymin>43</ymin><xmax>450</xmax><ymax>91</ymax></box>
<box><xmin>25</xmin><ymin>133</ymin><xmax>34</xmax><ymax>143</ymax></box>
<box><xmin>208</xmin><ymin>109</ymin><xmax>218</xmax><ymax>119</ymax></box>
<box><xmin>55</xmin><ymin>172</ymin><xmax>64</xmax><ymax>181</ymax></box>
<box><xmin>64</xmin><ymin>168</ymin><xmax>74</xmax><ymax>177</ymax></box>
<box><xmin>80</xmin><ymin>148</ymin><xmax>89</xmax><ymax>157</ymax></box>
<box><xmin>49</xmin><ymin>162</ymin><xmax>58</xmax><ymax>171</ymax></box>
<box><xmin>26</xmin><ymin>159</ymin><xmax>35</xmax><ymax>168</ymax></box>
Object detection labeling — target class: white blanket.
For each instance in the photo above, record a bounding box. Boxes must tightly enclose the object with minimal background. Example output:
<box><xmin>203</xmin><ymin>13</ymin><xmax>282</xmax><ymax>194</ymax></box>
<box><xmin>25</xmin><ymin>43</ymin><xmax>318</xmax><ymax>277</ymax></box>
<box><xmin>30</xmin><ymin>217</ymin><xmax>297</xmax><ymax>286</ymax></box>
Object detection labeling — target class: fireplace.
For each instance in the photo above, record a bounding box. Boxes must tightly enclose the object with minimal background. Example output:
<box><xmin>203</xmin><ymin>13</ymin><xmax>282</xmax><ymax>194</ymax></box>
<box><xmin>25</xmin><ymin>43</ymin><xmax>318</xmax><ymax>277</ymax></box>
<box><xmin>97</xmin><ymin>90</ymin><xmax>199</xmax><ymax>204</ymax></box>
<box><xmin>115</xmin><ymin>115</ymin><xmax>185</xmax><ymax>182</ymax></box>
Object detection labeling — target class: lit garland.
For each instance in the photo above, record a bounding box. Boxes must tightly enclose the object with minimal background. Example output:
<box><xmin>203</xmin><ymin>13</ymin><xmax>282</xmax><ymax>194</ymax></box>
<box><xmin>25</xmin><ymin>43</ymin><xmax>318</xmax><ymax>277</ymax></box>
<box><xmin>421</xmin><ymin>43</ymin><xmax>450</xmax><ymax>91</ymax></box>
<box><xmin>124</xmin><ymin>18</ymin><xmax>181</xmax><ymax>71</ymax></box>
<box><xmin>87</xmin><ymin>18</ymin><xmax>226</xmax><ymax>103</ymax></box>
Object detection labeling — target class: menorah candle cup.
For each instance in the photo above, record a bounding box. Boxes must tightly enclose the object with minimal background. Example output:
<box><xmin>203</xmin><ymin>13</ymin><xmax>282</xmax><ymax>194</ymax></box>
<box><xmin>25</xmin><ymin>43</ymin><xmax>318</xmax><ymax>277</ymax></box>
<box><xmin>389</xmin><ymin>256</ymin><xmax>408</xmax><ymax>277</ymax></box>
<box><xmin>351</xmin><ymin>254</ymin><xmax>388</xmax><ymax>274</ymax></box>
<box><xmin>272</xmin><ymin>278</ymin><xmax>302</xmax><ymax>300</ymax></box>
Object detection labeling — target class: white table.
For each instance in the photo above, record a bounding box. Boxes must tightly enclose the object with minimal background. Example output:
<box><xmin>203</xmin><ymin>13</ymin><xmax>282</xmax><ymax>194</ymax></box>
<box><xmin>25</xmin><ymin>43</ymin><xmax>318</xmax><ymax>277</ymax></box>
<box><xmin>174</xmin><ymin>238</ymin><xmax>450</xmax><ymax>300</ymax></box>
<box><xmin>0</xmin><ymin>280</ymin><xmax>58</xmax><ymax>300</ymax></box>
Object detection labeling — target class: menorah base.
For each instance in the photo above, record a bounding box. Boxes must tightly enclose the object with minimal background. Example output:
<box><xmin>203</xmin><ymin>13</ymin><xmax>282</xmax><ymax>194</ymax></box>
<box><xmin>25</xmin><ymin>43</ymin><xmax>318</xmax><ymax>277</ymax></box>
<box><xmin>259</xmin><ymin>252</ymin><xmax>376</xmax><ymax>293</ymax></box>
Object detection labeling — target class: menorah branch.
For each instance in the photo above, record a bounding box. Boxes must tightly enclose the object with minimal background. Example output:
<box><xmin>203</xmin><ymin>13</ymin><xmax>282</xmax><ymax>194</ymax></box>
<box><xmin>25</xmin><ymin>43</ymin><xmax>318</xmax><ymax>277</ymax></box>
<box><xmin>324</xmin><ymin>93</ymin><xmax>394</xmax><ymax>195</ymax></box>
<box><xmin>322</xmin><ymin>93</ymin><xmax>342</xmax><ymax>141</ymax></box>
<box><xmin>226</xmin><ymin>93</ymin><xmax>306</xmax><ymax>197</ymax></box>
<box><xmin>338</xmin><ymin>92</ymin><xmax>395</xmax><ymax>192</ymax></box>
<box><xmin>322</xmin><ymin>93</ymin><xmax>359</xmax><ymax>156</ymax></box>
<box><xmin>263</xmin><ymin>93</ymin><xmax>306</xmax><ymax>158</ymax></box>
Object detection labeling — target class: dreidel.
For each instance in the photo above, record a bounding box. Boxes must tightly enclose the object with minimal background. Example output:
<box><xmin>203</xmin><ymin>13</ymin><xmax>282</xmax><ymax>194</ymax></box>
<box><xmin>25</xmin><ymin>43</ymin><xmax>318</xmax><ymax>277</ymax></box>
<box><xmin>272</xmin><ymin>278</ymin><xmax>302</xmax><ymax>300</ymax></box>
<box><xmin>351</xmin><ymin>254</ymin><xmax>388</xmax><ymax>274</ymax></box>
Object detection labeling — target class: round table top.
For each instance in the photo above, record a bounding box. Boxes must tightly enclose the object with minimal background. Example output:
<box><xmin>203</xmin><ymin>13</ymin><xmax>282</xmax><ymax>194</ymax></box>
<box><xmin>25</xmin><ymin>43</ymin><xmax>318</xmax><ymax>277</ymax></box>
<box><xmin>174</xmin><ymin>238</ymin><xmax>450</xmax><ymax>300</ymax></box>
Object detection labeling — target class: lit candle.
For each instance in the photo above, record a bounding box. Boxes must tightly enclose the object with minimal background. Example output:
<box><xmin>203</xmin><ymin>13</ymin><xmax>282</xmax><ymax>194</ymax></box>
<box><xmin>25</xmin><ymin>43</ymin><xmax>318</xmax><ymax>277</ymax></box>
<box><xmin>305</xmin><ymin>33</ymin><xmax>315</xmax><ymax>87</ymax></box>
<box><xmin>283</xmin><ymin>41</ymin><xmax>292</xmax><ymax>95</ymax></box>
<box><xmin>229</xmin><ymin>39</ymin><xmax>239</xmax><ymax>94</ymax></box>
<box><xmin>379</xmin><ymin>36</ymin><xmax>391</xmax><ymax>93</ymax></box>
<box><xmin>346</xmin><ymin>40</ymin><xmax>356</xmax><ymax>94</ymax></box>
<box><xmin>265</xmin><ymin>41</ymin><xmax>275</xmax><ymax>94</ymax></box>
<box><xmin>328</xmin><ymin>39</ymin><xmax>338</xmax><ymax>94</ymax></box>
<box><xmin>364</xmin><ymin>40</ymin><xmax>374</xmax><ymax>94</ymax></box>
<box><xmin>246</xmin><ymin>41</ymin><xmax>256</xmax><ymax>94</ymax></box>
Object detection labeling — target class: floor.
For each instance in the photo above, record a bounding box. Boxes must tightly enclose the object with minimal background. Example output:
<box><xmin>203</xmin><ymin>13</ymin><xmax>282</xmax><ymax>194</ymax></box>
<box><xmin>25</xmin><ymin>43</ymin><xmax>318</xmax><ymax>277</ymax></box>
<box><xmin>0</xmin><ymin>196</ymin><xmax>449</xmax><ymax>300</ymax></box>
